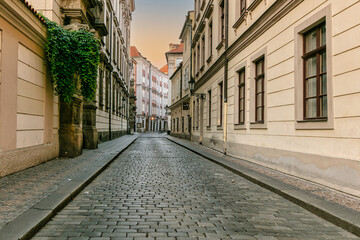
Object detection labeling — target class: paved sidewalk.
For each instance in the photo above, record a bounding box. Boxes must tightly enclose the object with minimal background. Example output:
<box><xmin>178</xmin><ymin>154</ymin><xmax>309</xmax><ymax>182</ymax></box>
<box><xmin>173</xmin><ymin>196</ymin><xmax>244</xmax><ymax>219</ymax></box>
<box><xmin>166</xmin><ymin>135</ymin><xmax>360</xmax><ymax>237</ymax></box>
<box><xmin>0</xmin><ymin>134</ymin><xmax>138</xmax><ymax>239</ymax></box>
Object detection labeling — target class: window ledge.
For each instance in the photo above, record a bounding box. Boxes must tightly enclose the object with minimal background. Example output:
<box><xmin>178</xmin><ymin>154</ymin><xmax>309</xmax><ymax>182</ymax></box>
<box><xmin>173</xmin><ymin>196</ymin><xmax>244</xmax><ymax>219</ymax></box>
<box><xmin>250</xmin><ymin>121</ymin><xmax>267</xmax><ymax>129</ymax></box>
<box><xmin>297</xmin><ymin>118</ymin><xmax>328</xmax><ymax>123</ymax></box>
<box><xmin>216</xmin><ymin>40</ymin><xmax>224</xmax><ymax>50</ymax></box>
<box><xmin>200</xmin><ymin>65</ymin><xmax>205</xmax><ymax>72</ymax></box>
<box><xmin>217</xmin><ymin>125</ymin><xmax>223</xmax><ymax>130</ymax></box>
<box><xmin>295</xmin><ymin>118</ymin><xmax>333</xmax><ymax>130</ymax></box>
<box><xmin>206</xmin><ymin>55</ymin><xmax>213</xmax><ymax>64</ymax></box>
<box><xmin>233</xmin><ymin>12</ymin><xmax>248</xmax><ymax>29</ymax></box>
<box><xmin>234</xmin><ymin>123</ymin><xmax>246</xmax><ymax>130</ymax></box>
<box><xmin>248</xmin><ymin>0</ymin><xmax>262</xmax><ymax>12</ymax></box>
<box><xmin>206</xmin><ymin>126</ymin><xmax>211</xmax><ymax>130</ymax></box>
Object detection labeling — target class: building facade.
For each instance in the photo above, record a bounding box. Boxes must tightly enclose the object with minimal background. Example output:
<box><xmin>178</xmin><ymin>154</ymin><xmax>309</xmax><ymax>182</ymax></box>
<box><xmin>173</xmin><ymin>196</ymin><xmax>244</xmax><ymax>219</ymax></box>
<box><xmin>165</xmin><ymin>43</ymin><xmax>184</xmax><ymax>132</ymax></box>
<box><xmin>96</xmin><ymin>0</ymin><xmax>135</xmax><ymax>143</ymax></box>
<box><xmin>0</xmin><ymin>0</ymin><xmax>135</xmax><ymax>177</ymax></box>
<box><xmin>172</xmin><ymin>0</ymin><xmax>360</xmax><ymax>196</ymax></box>
<box><xmin>131</xmin><ymin>46</ymin><xmax>169</xmax><ymax>132</ymax></box>
<box><xmin>170</xmin><ymin>11</ymin><xmax>194</xmax><ymax>140</ymax></box>
<box><xmin>0</xmin><ymin>0</ymin><xmax>59</xmax><ymax>177</ymax></box>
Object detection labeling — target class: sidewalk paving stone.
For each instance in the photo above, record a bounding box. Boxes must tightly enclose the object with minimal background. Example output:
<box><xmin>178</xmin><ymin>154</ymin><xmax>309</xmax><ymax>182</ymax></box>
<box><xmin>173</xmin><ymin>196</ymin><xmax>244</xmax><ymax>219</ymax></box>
<box><xmin>0</xmin><ymin>134</ymin><xmax>138</xmax><ymax>240</ymax></box>
<box><xmin>166</xmin><ymin>135</ymin><xmax>360</xmax><ymax>237</ymax></box>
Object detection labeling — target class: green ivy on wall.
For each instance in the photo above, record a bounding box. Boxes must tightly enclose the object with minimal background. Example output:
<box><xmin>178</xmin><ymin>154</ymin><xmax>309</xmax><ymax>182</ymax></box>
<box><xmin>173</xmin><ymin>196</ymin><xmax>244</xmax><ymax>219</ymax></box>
<box><xmin>44</xmin><ymin>18</ymin><xmax>100</xmax><ymax>103</ymax></box>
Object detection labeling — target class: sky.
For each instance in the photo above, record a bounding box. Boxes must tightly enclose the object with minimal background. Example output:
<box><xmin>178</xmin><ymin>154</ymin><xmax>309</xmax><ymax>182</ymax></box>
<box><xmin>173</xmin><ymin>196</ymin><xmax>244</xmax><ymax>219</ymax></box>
<box><xmin>131</xmin><ymin>0</ymin><xmax>194</xmax><ymax>69</ymax></box>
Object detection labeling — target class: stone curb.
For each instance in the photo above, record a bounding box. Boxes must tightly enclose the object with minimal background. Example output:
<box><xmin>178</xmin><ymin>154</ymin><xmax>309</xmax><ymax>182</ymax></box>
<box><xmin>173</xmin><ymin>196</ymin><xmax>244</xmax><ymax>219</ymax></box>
<box><xmin>0</xmin><ymin>135</ymin><xmax>138</xmax><ymax>240</ymax></box>
<box><xmin>166</xmin><ymin>136</ymin><xmax>360</xmax><ymax>237</ymax></box>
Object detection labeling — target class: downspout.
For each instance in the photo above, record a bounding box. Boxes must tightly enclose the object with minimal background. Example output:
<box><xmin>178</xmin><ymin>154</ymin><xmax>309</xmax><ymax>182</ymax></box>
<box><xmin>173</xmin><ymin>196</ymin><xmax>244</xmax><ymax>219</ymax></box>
<box><xmin>223</xmin><ymin>0</ymin><xmax>229</xmax><ymax>153</ymax></box>
<box><xmin>180</xmin><ymin>66</ymin><xmax>183</xmax><ymax>135</ymax></box>
<box><xmin>187</xmin><ymin>20</ymin><xmax>193</xmax><ymax>139</ymax></box>
<box><xmin>109</xmin><ymin>11</ymin><xmax>113</xmax><ymax>140</ymax></box>
<box><xmin>148</xmin><ymin>63</ymin><xmax>152</xmax><ymax>131</ymax></box>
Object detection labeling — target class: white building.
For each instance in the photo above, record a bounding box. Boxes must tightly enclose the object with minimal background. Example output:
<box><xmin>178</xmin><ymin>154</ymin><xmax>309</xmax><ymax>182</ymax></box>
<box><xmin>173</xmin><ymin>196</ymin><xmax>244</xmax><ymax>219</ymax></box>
<box><xmin>131</xmin><ymin>46</ymin><xmax>169</xmax><ymax>132</ymax></box>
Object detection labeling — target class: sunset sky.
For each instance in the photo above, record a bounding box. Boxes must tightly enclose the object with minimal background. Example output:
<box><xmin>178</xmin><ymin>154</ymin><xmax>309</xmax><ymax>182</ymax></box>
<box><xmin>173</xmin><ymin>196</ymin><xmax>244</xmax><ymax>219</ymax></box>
<box><xmin>131</xmin><ymin>0</ymin><xmax>194</xmax><ymax>69</ymax></box>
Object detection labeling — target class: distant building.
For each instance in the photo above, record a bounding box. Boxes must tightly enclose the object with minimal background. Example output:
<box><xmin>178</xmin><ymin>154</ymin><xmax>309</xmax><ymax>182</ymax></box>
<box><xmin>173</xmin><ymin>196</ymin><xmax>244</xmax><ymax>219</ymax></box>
<box><xmin>165</xmin><ymin>43</ymin><xmax>184</xmax><ymax>132</ymax></box>
<box><xmin>131</xmin><ymin>46</ymin><xmax>169</xmax><ymax>132</ymax></box>
<box><xmin>170</xmin><ymin>11</ymin><xmax>194</xmax><ymax>140</ymax></box>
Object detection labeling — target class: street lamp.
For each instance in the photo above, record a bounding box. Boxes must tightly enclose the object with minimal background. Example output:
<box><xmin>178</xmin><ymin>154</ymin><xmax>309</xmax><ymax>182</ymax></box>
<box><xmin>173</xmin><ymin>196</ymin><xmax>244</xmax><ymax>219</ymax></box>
<box><xmin>189</xmin><ymin>77</ymin><xmax>195</xmax><ymax>96</ymax></box>
<box><xmin>189</xmin><ymin>78</ymin><xmax>205</xmax><ymax>99</ymax></box>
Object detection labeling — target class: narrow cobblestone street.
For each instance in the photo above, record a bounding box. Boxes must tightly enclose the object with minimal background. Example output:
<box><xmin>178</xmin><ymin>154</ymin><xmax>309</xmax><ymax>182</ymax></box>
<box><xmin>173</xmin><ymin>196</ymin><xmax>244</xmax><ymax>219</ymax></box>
<box><xmin>31</xmin><ymin>135</ymin><xmax>358</xmax><ymax>240</ymax></box>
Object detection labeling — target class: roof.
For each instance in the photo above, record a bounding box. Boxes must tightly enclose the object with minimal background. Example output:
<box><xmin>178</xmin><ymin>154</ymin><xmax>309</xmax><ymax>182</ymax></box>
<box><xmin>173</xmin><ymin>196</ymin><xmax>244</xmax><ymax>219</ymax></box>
<box><xmin>20</xmin><ymin>0</ymin><xmax>46</xmax><ymax>24</ymax></box>
<box><xmin>166</xmin><ymin>44</ymin><xmax>184</xmax><ymax>54</ymax></box>
<box><xmin>160</xmin><ymin>64</ymin><xmax>168</xmax><ymax>75</ymax></box>
<box><xmin>130</xmin><ymin>46</ymin><xmax>142</xmax><ymax>58</ymax></box>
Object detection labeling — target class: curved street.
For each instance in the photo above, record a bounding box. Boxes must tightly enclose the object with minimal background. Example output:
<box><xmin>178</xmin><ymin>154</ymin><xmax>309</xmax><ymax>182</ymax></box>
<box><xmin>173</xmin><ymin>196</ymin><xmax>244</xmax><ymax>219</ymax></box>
<box><xmin>31</xmin><ymin>135</ymin><xmax>357</xmax><ymax>240</ymax></box>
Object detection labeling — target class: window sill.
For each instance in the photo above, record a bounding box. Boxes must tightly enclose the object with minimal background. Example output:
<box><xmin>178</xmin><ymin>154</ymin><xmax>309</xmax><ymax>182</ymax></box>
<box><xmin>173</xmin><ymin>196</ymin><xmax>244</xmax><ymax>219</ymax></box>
<box><xmin>295</xmin><ymin>118</ymin><xmax>333</xmax><ymax>130</ymax></box>
<box><xmin>248</xmin><ymin>0</ymin><xmax>262</xmax><ymax>12</ymax></box>
<box><xmin>200</xmin><ymin>65</ymin><xmax>205</xmax><ymax>72</ymax></box>
<box><xmin>217</xmin><ymin>125</ymin><xmax>223</xmax><ymax>130</ymax></box>
<box><xmin>216</xmin><ymin>40</ymin><xmax>224</xmax><ymax>51</ymax></box>
<box><xmin>206</xmin><ymin>55</ymin><xmax>213</xmax><ymax>64</ymax></box>
<box><xmin>250</xmin><ymin>121</ymin><xmax>267</xmax><ymax>129</ymax></box>
<box><xmin>297</xmin><ymin>118</ymin><xmax>328</xmax><ymax>123</ymax></box>
<box><xmin>206</xmin><ymin>126</ymin><xmax>211</xmax><ymax>130</ymax></box>
<box><xmin>233</xmin><ymin>12</ymin><xmax>248</xmax><ymax>29</ymax></box>
<box><xmin>234</xmin><ymin>123</ymin><xmax>246</xmax><ymax>130</ymax></box>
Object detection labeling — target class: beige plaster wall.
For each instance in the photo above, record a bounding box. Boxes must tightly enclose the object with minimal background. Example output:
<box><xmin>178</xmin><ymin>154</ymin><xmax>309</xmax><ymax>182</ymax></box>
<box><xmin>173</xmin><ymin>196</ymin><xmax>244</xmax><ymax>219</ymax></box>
<box><xmin>0</xmin><ymin>0</ymin><xmax>58</xmax><ymax>177</ymax></box>
<box><xmin>191</xmin><ymin>0</ymin><xmax>360</xmax><ymax>195</ymax></box>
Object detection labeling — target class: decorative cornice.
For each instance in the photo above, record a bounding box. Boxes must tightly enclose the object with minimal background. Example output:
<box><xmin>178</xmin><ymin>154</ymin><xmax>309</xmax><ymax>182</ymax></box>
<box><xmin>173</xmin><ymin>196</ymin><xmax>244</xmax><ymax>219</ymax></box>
<box><xmin>228</xmin><ymin>0</ymin><xmax>304</xmax><ymax>60</ymax></box>
<box><xmin>192</xmin><ymin>0</ymin><xmax>213</xmax><ymax>46</ymax></box>
<box><xmin>194</xmin><ymin>0</ymin><xmax>304</xmax><ymax>92</ymax></box>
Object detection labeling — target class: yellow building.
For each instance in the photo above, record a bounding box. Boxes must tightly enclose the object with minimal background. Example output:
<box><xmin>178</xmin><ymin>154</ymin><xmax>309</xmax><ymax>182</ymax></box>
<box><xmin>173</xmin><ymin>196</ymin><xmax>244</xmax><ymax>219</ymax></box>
<box><xmin>185</xmin><ymin>0</ymin><xmax>360</xmax><ymax>196</ymax></box>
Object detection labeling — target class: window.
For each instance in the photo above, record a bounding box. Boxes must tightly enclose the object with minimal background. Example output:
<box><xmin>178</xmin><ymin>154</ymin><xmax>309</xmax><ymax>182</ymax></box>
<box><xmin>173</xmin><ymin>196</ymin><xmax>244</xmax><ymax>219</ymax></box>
<box><xmin>220</xmin><ymin>0</ymin><xmax>225</xmax><ymax>41</ymax></box>
<box><xmin>208</xmin><ymin>89</ymin><xmax>211</xmax><ymax>127</ymax></box>
<box><xmin>303</xmin><ymin>23</ymin><xmax>327</xmax><ymax>119</ymax></box>
<box><xmin>238</xmin><ymin>69</ymin><xmax>245</xmax><ymax>124</ymax></box>
<box><xmin>99</xmin><ymin>69</ymin><xmax>104</xmax><ymax>108</ymax></box>
<box><xmin>197</xmin><ymin>44</ymin><xmax>200</xmax><ymax>73</ymax></box>
<box><xmin>196</xmin><ymin>98</ymin><xmax>200</xmax><ymax>129</ymax></box>
<box><xmin>201</xmin><ymin>35</ymin><xmax>205</xmax><ymax>69</ymax></box>
<box><xmin>208</xmin><ymin>21</ymin><xmax>213</xmax><ymax>59</ymax></box>
<box><xmin>112</xmin><ymin>81</ymin><xmax>116</xmax><ymax>113</ymax></box>
<box><xmin>240</xmin><ymin>0</ymin><xmax>246</xmax><ymax>16</ymax></box>
<box><xmin>182</xmin><ymin>117</ymin><xmax>184</xmax><ymax>132</ymax></box>
<box><xmin>116</xmin><ymin>87</ymin><xmax>119</xmax><ymax>115</ymax></box>
<box><xmin>255</xmin><ymin>58</ymin><xmax>264</xmax><ymax>122</ymax></box>
<box><xmin>113</xmin><ymin>31</ymin><xmax>116</xmax><ymax>61</ymax></box>
<box><xmin>193</xmin><ymin>50</ymin><xmax>197</xmax><ymax>76</ymax></box>
<box><xmin>294</xmin><ymin>6</ymin><xmax>333</xmax><ymax>130</ymax></box>
<box><xmin>106</xmin><ymin>15</ymin><xmax>110</xmax><ymax>50</ymax></box>
<box><xmin>105</xmin><ymin>70</ymin><xmax>110</xmax><ymax>111</ymax></box>
<box><xmin>218</xmin><ymin>82</ymin><xmax>223</xmax><ymax>126</ymax></box>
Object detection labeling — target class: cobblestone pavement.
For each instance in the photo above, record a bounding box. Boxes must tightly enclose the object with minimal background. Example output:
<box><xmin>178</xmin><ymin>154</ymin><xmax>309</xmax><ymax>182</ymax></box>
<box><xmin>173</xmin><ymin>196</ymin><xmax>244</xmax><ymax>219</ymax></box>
<box><xmin>31</xmin><ymin>136</ymin><xmax>358</xmax><ymax>240</ymax></box>
<box><xmin>0</xmin><ymin>135</ymin><xmax>136</xmax><ymax>229</ymax></box>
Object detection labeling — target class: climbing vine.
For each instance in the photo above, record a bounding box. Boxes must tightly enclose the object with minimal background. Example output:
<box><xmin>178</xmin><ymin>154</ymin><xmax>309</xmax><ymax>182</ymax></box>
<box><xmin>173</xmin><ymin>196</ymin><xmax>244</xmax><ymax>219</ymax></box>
<box><xmin>43</xmin><ymin>18</ymin><xmax>100</xmax><ymax>103</ymax></box>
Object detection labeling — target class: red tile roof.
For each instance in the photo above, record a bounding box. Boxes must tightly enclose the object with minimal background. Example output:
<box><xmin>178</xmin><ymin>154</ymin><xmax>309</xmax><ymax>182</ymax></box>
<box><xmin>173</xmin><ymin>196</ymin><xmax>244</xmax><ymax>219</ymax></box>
<box><xmin>166</xmin><ymin>43</ymin><xmax>183</xmax><ymax>54</ymax></box>
<box><xmin>160</xmin><ymin>64</ymin><xmax>168</xmax><ymax>75</ymax></box>
<box><xmin>20</xmin><ymin>0</ymin><xmax>46</xmax><ymax>24</ymax></box>
<box><xmin>130</xmin><ymin>46</ymin><xmax>142</xmax><ymax>58</ymax></box>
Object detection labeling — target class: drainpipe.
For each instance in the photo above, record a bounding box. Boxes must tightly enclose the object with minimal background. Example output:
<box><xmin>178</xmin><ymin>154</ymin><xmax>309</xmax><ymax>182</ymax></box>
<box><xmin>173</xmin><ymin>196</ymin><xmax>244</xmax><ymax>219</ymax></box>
<box><xmin>223</xmin><ymin>0</ymin><xmax>229</xmax><ymax>153</ymax></box>
<box><xmin>148</xmin><ymin>63</ymin><xmax>152</xmax><ymax>131</ymax></box>
<box><xmin>187</xmin><ymin>20</ymin><xmax>193</xmax><ymax>140</ymax></box>
<box><xmin>109</xmin><ymin>11</ymin><xmax>113</xmax><ymax>140</ymax></box>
